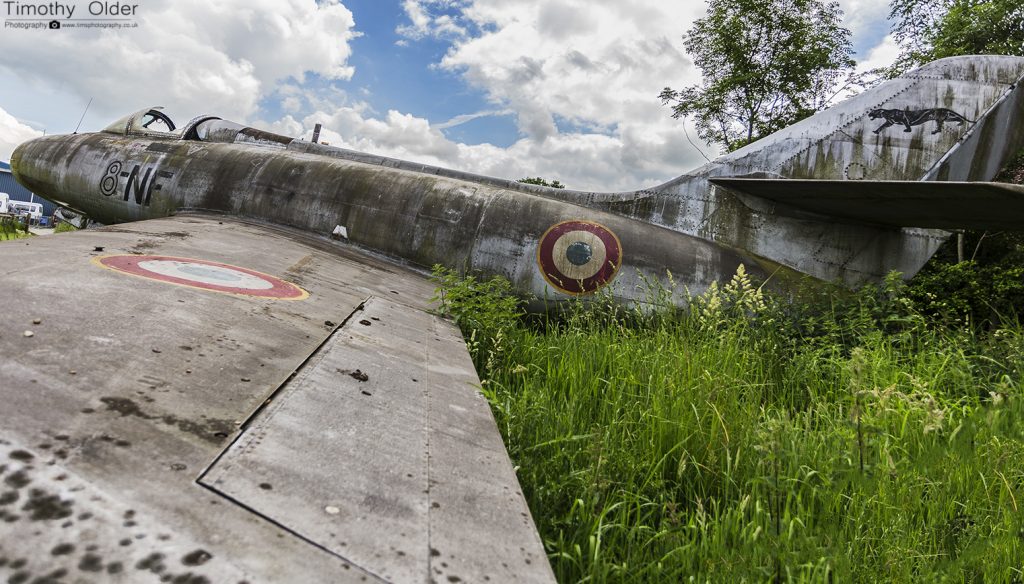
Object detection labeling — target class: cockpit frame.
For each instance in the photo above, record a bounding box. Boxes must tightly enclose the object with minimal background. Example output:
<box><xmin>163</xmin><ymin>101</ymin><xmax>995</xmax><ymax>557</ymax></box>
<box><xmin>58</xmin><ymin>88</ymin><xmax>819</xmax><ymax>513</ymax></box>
<box><xmin>102</xmin><ymin>107</ymin><xmax>181</xmax><ymax>138</ymax></box>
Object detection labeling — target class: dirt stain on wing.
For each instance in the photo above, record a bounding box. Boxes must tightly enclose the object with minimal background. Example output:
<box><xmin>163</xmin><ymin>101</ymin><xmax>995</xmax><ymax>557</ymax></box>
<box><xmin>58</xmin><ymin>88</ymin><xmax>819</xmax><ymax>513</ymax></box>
<box><xmin>99</xmin><ymin>397</ymin><xmax>234</xmax><ymax>444</ymax></box>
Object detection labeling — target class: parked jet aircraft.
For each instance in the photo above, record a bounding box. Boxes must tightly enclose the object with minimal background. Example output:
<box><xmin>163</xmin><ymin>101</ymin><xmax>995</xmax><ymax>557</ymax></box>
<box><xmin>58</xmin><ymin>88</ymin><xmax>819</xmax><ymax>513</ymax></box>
<box><xmin>12</xmin><ymin>55</ymin><xmax>1024</xmax><ymax>305</ymax></box>
<box><xmin>1</xmin><ymin>55</ymin><xmax>1023</xmax><ymax>583</ymax></box>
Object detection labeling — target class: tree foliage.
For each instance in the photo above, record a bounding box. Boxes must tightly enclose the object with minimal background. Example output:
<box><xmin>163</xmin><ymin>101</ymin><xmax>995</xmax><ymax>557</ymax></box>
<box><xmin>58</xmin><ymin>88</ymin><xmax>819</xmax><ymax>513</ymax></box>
<box><xmin>889</xmin><ymin>0</ymin><xmax>1024</xmax><ymax>73</ymax></box>
<box><xmin>660</xmin><ymin>0</ymin><xmax>855</xmax><ymax>152</ymax></box>
<box><xmin>517</xmin><ymin>177</ymin><xmax>565</xmax><ymax>189</ymax></box>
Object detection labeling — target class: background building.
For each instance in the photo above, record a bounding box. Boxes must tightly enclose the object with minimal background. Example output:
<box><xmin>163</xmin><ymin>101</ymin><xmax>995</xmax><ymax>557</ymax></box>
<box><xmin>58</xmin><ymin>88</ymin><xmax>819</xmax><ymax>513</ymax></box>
<box><xmin>0</xmin><ymin>160</ymin><xmax>56</xmax><ymax>216</ymax></box>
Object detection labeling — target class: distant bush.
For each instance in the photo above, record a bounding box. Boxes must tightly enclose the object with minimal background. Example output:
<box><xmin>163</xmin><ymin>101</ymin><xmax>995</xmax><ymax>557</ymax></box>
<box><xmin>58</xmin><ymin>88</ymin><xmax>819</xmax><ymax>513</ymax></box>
<box><xmin>907</xmin><ymin>260</ymin><xmax>1024</xmax><ymax>326</ymax></box>
<box><xmin>517</xmin><ymin>177</ymin><xmax>566</xmax><ymax>189</ymax></box>
<box><xmin>902</xmin><ymin>147</ymin><xmax>1024</xmax><ymax>328</ymax></box>
<box><xmin>0</xmin><ymin>216</ymin><xmax>30</xmax><ymax>241</ymax></box>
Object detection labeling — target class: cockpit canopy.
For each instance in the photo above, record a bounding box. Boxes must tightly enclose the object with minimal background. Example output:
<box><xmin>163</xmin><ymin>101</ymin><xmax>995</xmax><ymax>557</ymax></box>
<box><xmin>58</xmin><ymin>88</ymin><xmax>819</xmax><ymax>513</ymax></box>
<box><xmin>100</xmin><ymin>107</ymin><xmax>293</xmax><ymax>149</ymax></box>
<box><xmin>101</xmin><ymin>107</ymin><xmax>178</xmax><ymax>137</ymax></box>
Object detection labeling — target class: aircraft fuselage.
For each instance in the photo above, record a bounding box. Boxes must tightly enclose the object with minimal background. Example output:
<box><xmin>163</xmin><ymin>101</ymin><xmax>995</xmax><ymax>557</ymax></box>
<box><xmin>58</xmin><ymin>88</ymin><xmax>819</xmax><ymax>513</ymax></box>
<box><xmin>12</xmin><ymin>128</ymin><xmax>760</xmax><ymax>306</ymax></box>
<box><xmin>12</xmin><ymin>55</ymin><xmax>1024</xmax><ymax>306</ymax></box>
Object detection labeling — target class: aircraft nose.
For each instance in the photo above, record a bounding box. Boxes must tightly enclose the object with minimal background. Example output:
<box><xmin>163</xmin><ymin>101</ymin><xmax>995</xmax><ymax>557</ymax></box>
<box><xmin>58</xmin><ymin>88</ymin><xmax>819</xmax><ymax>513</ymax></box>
<box><xmin>10</xmin><ymin>133</ymin><xmax>104</xmax><ymax>220</ymax></box>
<box><xmin>10</xmin><ymin>138</ymin><xmax>28</xmax><ymax>183</ymax></box>
<box><xmin>9</xmin><ymin>135</ymin><xmax>63</xmax><ymax>197</ymax></box>
<box><xmin>10</xmin><ymin>136</ymin><xmax>45</xmax><ymax>189</ymax></box>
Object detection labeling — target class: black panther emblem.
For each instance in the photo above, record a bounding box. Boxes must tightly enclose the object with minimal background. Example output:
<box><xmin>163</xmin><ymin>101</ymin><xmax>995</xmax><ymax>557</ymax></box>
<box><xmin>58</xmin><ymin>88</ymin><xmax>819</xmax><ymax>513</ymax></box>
<box><xmin>868</xmin><ymin>107</ymin><xmax>974</xmax><ymax>135</ymax></box>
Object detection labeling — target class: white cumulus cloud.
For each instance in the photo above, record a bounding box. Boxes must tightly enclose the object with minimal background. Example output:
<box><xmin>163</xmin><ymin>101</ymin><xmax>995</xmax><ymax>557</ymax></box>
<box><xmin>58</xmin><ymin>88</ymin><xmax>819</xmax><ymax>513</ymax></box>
<box><xmin>0</xmin><ymin>0</ymin><xmax>899</xmax><ymax>193</ymax></box>
<box><xmin>858</xmin><ymin>34</ymin><xmax>901</xmax><ymax>72</ymax></box>
<box><xmin>839</xmin><ymin>0</ymin><xmax>893</xmax><ymax>43</ymax></box>
<box><xmin>0</xmin><ymin>106</ymin><xmax>43</xmax><ymax>163</ymax></box>
<box><xmin>331</xmin><ymin>0</ymin><xmax>898</xmax><ymax>190</ymax></box>
<box><xmin>0</xmin><ymin>0</ymin><xmax>359</xmax><ymax>126</ymax></box>
<box><xmin>396</xmin><ymin>0</ymin><xmax>469</xmax><ymax>40</ymax></box>
<box><xmin>360</xmin><ymin>0</ymin><xmax>713</xmax><ymax>190</ymax></box>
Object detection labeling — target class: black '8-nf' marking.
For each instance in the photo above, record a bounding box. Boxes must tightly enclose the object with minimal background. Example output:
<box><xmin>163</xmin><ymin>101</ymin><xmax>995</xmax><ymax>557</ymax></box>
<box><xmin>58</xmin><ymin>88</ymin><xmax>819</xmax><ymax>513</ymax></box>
<box><xmin>99</xmin><ymin>160</ymin><xmax>174</xmax><ymax>206</ymax></box>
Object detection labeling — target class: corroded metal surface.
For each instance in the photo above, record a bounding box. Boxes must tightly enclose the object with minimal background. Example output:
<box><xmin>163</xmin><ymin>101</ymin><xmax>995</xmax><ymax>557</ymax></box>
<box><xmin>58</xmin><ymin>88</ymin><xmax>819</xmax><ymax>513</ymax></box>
<box><xmin>649</xmin><ymin>55</ymin><xmax>1024</xmax><ymax>285</ymax></box>
<box><xmin>13</xmin><ymin>57</ymin><xmax>1024</xmax><ymax>297</ymax></box>
<box><xmin>13</xmin><ymin>58</ymin><xmax>1024</xmax><ymax>296</ymax></box>
<box><xmin>710</xmin><ymin>179</ymin><xmax>1024</xmax><ymax>230</ymax></box>
<box><xmin>202</xmin><ymin>296</ymin><xmax>551</xmax><ymax>584</ymax></box>
<box><xmin>0</xmin><ymin>216</ymin><xmax>553</xmax><ymax>583</ymax></box>
<box><xmin>11</xmin><ymin>130</ymin><xmax>765</xmax><ymax>306</ymax></box>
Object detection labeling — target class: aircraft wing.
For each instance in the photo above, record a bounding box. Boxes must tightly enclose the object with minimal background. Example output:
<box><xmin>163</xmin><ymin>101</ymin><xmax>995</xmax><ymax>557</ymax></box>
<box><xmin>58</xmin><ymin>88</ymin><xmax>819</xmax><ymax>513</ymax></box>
<box><xmin>0</xmin><ymin>215</ymin><xmax>554</xmax><ymax>583</ymax></box>
<box><xmin>711</xmin><ymin>178</ymin><xmax>1024</xmax><ymax>231</ymax></box>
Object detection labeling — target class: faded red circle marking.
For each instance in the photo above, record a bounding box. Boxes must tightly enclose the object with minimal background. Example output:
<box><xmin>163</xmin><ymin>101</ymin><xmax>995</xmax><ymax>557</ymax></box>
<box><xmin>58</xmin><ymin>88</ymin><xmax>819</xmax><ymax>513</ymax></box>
<box><xmin>537</xmin><ymin>220</ymin><xmax>622</xmax><ymax>295</ymax></box>
<box><xmin>93</xmin><ymin>255</ymin><xmax>308</xmax><ymax>300</ymax></box>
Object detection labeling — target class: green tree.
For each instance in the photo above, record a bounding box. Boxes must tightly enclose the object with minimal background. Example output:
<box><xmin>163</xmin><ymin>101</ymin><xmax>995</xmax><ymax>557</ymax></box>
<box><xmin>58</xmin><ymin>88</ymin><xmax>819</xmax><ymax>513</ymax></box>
<box><xmin>660</xmin><ymin>0</ymin><xmax>855</xmax><ymax>152</ymax></box>
<box><xmin>517</xmin><ymin>177</ymin><xmax>565</xmax><ymax>189</ymax></box>
<box><xmin>889</xmin><ymin>0</ymin><xmax>1024</xmax><ymax>73</ymax></box>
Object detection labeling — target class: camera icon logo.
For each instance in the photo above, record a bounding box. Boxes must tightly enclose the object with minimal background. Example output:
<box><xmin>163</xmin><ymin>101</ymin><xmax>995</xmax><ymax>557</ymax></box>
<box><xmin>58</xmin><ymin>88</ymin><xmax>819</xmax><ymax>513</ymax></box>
<box><xmin>48</xmin><ymin>20</ymin><xmax>61</xmax><ymax>30</ymax></box>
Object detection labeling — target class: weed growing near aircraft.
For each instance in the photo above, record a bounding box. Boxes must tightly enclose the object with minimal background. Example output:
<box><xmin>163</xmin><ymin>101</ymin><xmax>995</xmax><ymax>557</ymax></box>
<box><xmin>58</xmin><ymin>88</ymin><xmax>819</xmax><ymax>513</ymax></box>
<box><xmin>433</xmin><ymin>266</ymin><xmax>1024</xmax><ymax>582</ymax></box>
<box><xmin>0</xmin><ymin>216</ymin><xmax>29</xmax><ymax>240</ymax></box>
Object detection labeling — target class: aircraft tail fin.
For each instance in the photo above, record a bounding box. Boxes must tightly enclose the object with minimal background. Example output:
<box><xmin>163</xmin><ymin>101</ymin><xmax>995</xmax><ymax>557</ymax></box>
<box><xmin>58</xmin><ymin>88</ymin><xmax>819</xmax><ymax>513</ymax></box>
<box><xmin>710</xmin><ymin>178</ymin><xmax>1024</xmax><ymax>231</ymax></box>
<box><xmin>715</xmin><ymin>55</ymin><xmax>1024</xmax><ymax>184</ymax></box>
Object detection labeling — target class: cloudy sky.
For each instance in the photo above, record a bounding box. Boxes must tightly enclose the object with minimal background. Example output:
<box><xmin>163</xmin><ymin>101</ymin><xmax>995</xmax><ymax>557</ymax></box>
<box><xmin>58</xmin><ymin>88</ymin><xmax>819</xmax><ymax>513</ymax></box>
<box><xmin>0</xmin><ymin>0</ymin><xmax>898</xmax><ymax>191</ymax></box>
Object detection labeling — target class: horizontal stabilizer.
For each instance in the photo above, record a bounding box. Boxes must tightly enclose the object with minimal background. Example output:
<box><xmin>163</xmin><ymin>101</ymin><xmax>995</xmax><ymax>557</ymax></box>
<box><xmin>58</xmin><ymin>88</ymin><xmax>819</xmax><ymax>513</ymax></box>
<box><xmin>710</xmin><ymin>178</ymin><xmax>1024</xmax><ymax>231</ymax></box>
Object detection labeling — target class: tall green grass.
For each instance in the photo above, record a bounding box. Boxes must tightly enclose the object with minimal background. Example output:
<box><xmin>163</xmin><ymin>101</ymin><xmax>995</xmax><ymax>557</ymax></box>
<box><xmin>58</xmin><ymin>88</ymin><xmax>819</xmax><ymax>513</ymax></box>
<box><xmin>433</xmin><ymin>266</ymin><xmax>1024</xmax><ymax>582</ymax></box>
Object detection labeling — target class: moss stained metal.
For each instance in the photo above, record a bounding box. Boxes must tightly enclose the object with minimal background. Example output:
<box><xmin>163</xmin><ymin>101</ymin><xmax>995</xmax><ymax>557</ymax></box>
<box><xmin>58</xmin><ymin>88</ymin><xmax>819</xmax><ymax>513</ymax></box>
<box><xmin>0</xmin><ymin>216</ymin><xmax>556</xmax><ymax>583</ymax></box>
<box><xmin>12</xmin><ymin>56</ymin><xmax>1024</xmax><ymax>304</ymax></box>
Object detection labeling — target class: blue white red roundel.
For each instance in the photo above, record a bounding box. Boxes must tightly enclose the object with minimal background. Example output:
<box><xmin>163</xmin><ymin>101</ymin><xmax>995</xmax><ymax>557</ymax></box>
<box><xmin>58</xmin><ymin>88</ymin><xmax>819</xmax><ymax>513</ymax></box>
<box><xmin>93</xmin><ymin>255</ymin><xmax>308</xmax><ymax>300</ymax></box>
<box><xmin>536</xmin><ymin>220</ymin><xmax>622</xmax><ymax>295</ymax></box>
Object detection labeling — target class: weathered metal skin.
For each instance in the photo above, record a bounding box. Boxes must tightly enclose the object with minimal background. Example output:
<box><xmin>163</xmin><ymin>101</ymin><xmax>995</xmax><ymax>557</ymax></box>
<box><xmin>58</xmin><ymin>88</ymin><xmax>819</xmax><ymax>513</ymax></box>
<box><xmin>12</xmin><ymin>55</ymin><xmax>1024</xmax><ymax>303</ymax></box>
<box><xmin>0</xmin><ymin>218</ymin><xmax>559</xmax><ymax>584</ymax></box>
<box><xmin>598</xmin><ymin>55</ymin><xmax>1024</xmax><ymax>285</ymax></box>
<box><xmin>12</xmin><ymin>120</ymin><xmax>766</xmax><ymax>307</ymax></box>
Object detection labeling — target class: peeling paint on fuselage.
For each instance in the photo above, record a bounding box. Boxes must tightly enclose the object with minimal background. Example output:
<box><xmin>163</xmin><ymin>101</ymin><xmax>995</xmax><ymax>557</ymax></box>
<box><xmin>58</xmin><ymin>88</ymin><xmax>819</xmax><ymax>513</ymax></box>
<box><xmin>582</xmin><ymin>55</ymin><xmax>1024</xmax><ymax>285</ymax></box>
<box><xmin>11</xmin><ymin>55</ymin><xmax>1024</xmax><ymax>305</ymax></box>
<box><xmin>13</xmin><ymin>130</ymin><xmax>761</xmax><ymax>307</ymax></box>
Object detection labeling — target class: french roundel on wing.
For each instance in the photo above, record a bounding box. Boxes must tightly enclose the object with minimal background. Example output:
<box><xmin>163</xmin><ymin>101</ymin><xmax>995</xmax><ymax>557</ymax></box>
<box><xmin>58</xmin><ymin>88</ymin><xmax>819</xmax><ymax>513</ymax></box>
<box><xmin>536</xmin><ymin>220</ymin><xmax>622</xmax><ymax>295</ymax></box>
<box><xmin>94</xmin><ymin>255</ymin><xmax>308</xmax><ymax>300</ymax></box>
